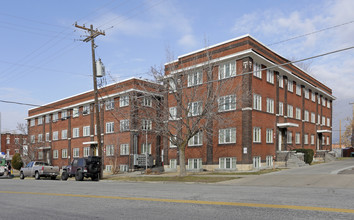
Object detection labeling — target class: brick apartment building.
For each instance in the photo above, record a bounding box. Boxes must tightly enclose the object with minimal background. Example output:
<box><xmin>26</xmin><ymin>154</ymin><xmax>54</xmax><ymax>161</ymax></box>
<box><xmin>0</xmin><ymin>133</ymin><xmax>28</xmax><ymax>160</ymax></box>
<box><xmin>26</xmin><ymin>78</ymin><xmax>163</xmax><ymax>172</ymax></box>
<box><xmin>164</xmin><ymin>34</ymin><xmax>334</xmax><ymax>171</ymax></box>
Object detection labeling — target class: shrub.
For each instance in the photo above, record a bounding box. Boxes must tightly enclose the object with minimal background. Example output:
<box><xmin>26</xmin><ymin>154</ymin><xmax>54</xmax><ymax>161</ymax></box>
<box><xmin>11</xmin><ymin>153</ymin><xmax>23</xmax><ymax>170</ymax></box>
<box><xmin>295</xmin><ymin>149</ymin><xmax>314</xmax><ymax>164</ymax></box>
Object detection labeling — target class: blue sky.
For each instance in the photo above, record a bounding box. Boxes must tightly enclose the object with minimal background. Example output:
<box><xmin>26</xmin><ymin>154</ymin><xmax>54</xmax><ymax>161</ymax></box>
<box><xmin>1</xmin><ymin>0</ymin><xmax>353</xmax><ymax>142</ymax></box>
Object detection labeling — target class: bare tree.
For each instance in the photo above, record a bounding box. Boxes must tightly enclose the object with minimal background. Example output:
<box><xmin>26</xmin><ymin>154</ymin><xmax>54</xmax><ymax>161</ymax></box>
<box><xmin>16</xmin><ymin>122</ymin><xmax>34</xmax><ymax>165</ymax></box>
<box><xmin>341</xmin><ymin>117</ymin><xmax>353</xmax><ymax>147</ymax></box>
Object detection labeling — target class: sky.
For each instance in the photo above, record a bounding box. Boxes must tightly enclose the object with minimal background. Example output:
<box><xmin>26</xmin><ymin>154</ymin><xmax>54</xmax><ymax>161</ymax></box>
<box><xmin>0</xmin><ymin>0</ymin><xmax>353</xmax><ymax>143</ymax></box>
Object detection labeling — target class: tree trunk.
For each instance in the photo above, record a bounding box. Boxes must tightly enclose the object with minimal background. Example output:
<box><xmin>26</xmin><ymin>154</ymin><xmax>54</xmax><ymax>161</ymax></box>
<box><xmin>179</xmin><ymin>147</ymin><xmax>186</xmax><ymax>176</ymax></box>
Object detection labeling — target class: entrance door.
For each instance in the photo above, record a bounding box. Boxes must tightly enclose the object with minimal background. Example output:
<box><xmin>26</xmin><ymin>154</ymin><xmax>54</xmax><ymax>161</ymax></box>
<box><xmin>46</xmin><ymin>151</ymin><xmax>50</xmax><ymax>164</ymax></box>
<box><xmin>278</xmin><ymin>132</ymin><xmax>282</xmax><ymax>151</ymax></box>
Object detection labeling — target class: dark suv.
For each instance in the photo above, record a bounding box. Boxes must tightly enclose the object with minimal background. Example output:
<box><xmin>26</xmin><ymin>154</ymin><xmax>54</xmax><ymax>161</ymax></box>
<box><xmin>61</xmin><ymin>156</ymin><xmax>101</xmax><ymax>181</ymax></box>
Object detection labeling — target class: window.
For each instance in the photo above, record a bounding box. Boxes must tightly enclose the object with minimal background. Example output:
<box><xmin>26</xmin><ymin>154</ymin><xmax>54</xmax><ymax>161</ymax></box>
<box><xmin>322</xmin><ymin>136</ymin><xmax>325</xmax><ymax>145</ymax></box>
<box><xmin>322</xmin><ymin>116</ymin><xmax>325</xmax><ymax>126</ymax></box>
<box><xmin>45</xmin><ymin>115</ymin><xmax>51</xmax><ymax>123</ymax></box>
<box><xmin>266</xmin><ymin>156</ymin><xmax>273</xmax><ymax>167</ymax></box>
<box><xmin>141</xmin><ymin>143</ymin><xmax>151</xmax><ymax>154</ymax></box>
<box><xmin>83</xmin><ymin>105</ymin><xmax>90</xmax><ymax>115</ymax></box>
<box><xmin>188</xmin><ymin>71</ymin><xmax>203</xmax><ymax>86</ymax></box>
<box><xmin>120</xmin><ymin>120</ymin><xmax>129</xmax><ymax>131</ymax></box>
<box><xmin>120</xmin><ymin>95</ymin><xmax>129</xmax><ymax>107</ymax></box>
<box><xmin>45</xmin><ymin>133</ymin><xmax>50</xmax><ymax>142</ymax></box>
<box><xmin>38</xmin><ymin>151</ymin><xmax>43</xmax><ymax>160</ymax></box>
<box><xmin>318</xmin><ymin>95</ymin><xmax>321</xmax><ymax>104</ymax></box>
<box><xmin>253</xmin><ymin>62</ymin><xmax>262</xmax><ymax>78</ymax></box>
<box><xmin>120</xmin><ymin>144</ymin><xmax>129</xmax><ymax>155</ymax></box>
<box><xmin>23</xmin><ymin>145</ymin><xmax>28</xmax><ymax>156</ymax></box>
<box><xmin>304</xmin><ymin>134</ymin><xmax>309</xmax><ymax>145</ymax></box>
<box><xmin>169</xmin><ymin>79</ymin><xmax>176</xmax><ymax>91</ymax></box>
<box><xmin>188</xmin><ymin>101</ymin><xmax>203</xmax><ymax>116</ymax></box>
<box><xmin>311</xmin><ymin>135</ymin><xmax>315</xmax><ymax>145</ymax></box>
<box><xmin>105</xmin><ymin>99</ymin><xmax>114</xmax><ymax>110</ymax></box>
<box><xmin>15</xmin><ymin>138</ymin><xmax>19</xmax><ymax>144</ymax></box>
<box><xmin>38</xmin><ymin>117</ymin><xmax>43</xmax><ymax>125</ymax></box>
<box><xmin>38</xmin><ymin>134</ymin><xmax>43</xmax><ymax>143</ymax></box>
<box><xmin>253</xmin><ymin>156</ymin><xmax>261</xmax><ymax>169</ymax></box>
<box><xmin>266</xmin><ymin>98</ymin><xmax>274</xmax><ymax>113</ymax></box>
<box><xmin>218</xmin><ymin>95</ymin><xmax>236</xmax><ymax>112</ymax></box>
<box><xmin>53</xmin><ymin>150</ymin><xmax>58</xmax><ymax>159</ymax></box>
<box><xmin>304</xmin><ymin>89</ymin><xmax>309</xmax><ymax>99</ymax></box>
<box><xmin>311</xmin><ymin>112</ymin><xmax>316</xmax><ymax>123</ymax></box>
<box><xmin>318</xmin><ymin>115</ymin><xmax>321</xmax><ymax>124</ymax></box>
<box><xmin>62</xmin><ymin>130</ymin><xmax>67</xmax><ymax>139</ymax></box>
<box><xmin>73</xmin><ymin>128</ymin><xmax>80</xmax><ymax>138</ymax></box>
<box><xmin>287</xmin><ymin>132</ymin><xmax>292</xmax><ymax>144</ymax></box>
<box><xmin>219</xmin><ymin>61</ymin><xmax>236</xmax><ymax>79</ymax></box>
<box><xmin>6</xmin><ymin>136</ymin><xmax>10</xmax><ymax>144</ymax></box>
<box><xmin>62</xmin><ymin>149</ymin><xmax>68</xmax><ymax>158</ymax></box>
<box><xmin>169</xmin><ymin>107</ymin><xmax>177</xmax><ymax>120</ymax></box>
<box><xmin>295</xmin><ymin>132</ymin><xmax>300</xmax><ymax>144</ymax></box>
<box><xmin>83</xmin><ymin>126</ymin><xmax>90</xmax><ymax>137</ymax></box>
<box><xmin>105</xmin><ymin>165</ymin><xmax>112</xmax><ymax>172</ymax></box>
<box><xmin>73</xmin><ymin>148</ymin><xmax>80</xmax><ymax>158</ymax></box>
<box><xmin>170</xmin><ymin>136</ymin><xmax>177</xmax><ymax>148</ymax></box>
<box><xmin>142</xmin><ymin>119</ymin><xmax>152</xmax><ymax>130</ymax></box>
<box><xmin>120</xmin><ymin>165</ymin><xmax>128</xmax><ymax>172</ymax></box>
<box><xmin>106</xmin><ymin>122</ymin><xmax>114</xmax><ymax>134</ymax></box>
<box><xmin>73</xmin><ymin>107</ymin><xmax>79</xmax><ymax>118</ymax></box>
<box><xmin>106</xmin><ymin>145</ymin><xmax>114</xmax><ymax>156</ymax></box>
<box><xmin>295</xmin><ymin>108</ymin><xmax>301</xmax><ymax>120</ymax></box>
<box><xmin>53</xmin><ymin>112</ymin><xmax>58</xmax><ymax>122</ymax></box>
<box><xmin>287</xmin><ymin>105</ymin><xmax>293</xmax><ymax>118</ymax></box>
<box><xmin>170</xmin><ymin>159</ymin><xmax>177</xmax><ymax>169</ymax></box>
<box><xmin>253</xmin><ymin>94</ymin><xmax>262</xmax><ymax>111</ymax></box>
<box><xmin>287</xmin><ymin>80</ymin><xmax>293</xmax><ymax>92</ymax></box>
<box><xmin>219</xmin><ymin>128</ymin><xmax>236</xmax><ymax>144</ymax></box>
<box><xmin>253</xmin><ymin>127</ymin><xmax>261</xmax><ymax>143</ymax></box>
<box><xmin>266</xmin><ymin>70</ymin><xmax>274</xmax><ymax>84</ymax></box>
<box><xmin>142</xmin><ymin>97</ymin><xmax>152</xmax><ymax>107</ymax></box>
<box><xmin>61</xmin><ymin>110</ymin><xmax>67</xmax><ymax>119</ymax></box>
<box><xmin>311</xmin><ymin>92</ymin><xmax>316</xmax><ymax>102</ymax></box>
<box><xmin>30</xmin><ymin>119</ymin><xmax>35</xmax><ymax>127</ymax></box>
<box><xmin>188</xmin><ymin>131</ymin><xmax>203</xmax><ymax>146</ymax></box>
<box><xmin>296</xmin><ymin>84</ymin><xmax>301</xmax><ymax>96</ymax></box>
<box><xmin>322</xmin><ymin>97</ymin><xmax>326</xmax><ymax>107</ymax></box>
<box><xmin>266</xmin><ymin>129</ymin><xmax>273</xmax><ymax>143</ymax></box>
<box><xmin>30</xmin><ymin>135</ymin><xmax>36</xmax><ymax>144</ymax></box>
<box><xmin>279</xmin><ymin>102</ymin><xmax>283</xmax><ymax>116</ymax></box>
<box><xmin>23</xmin><ymin>138</ymin><xmax>27</xmax><ymax>145</ymax></box>
<box><xmin>219</xmin><ymin>157</ymin><xmax>236</xmax><ymax>169</ymax></box>
<box><xmin>327</xmin><ymin>101</ymin><xmax>331</xmax><ymax>108</ymax></box>
<box><xmin>279</xmin><ymin>75</ymin><xmax>284</xmax><ymax>88</ymax></box>
<box><xmin>304</xmin><ymin>110</ymin><xmax>309</xmax><ymax>122</ymax></box>
<box><xmin>327</xmin><ymin>137</ymin><xmax>330</xmax><ymax>145</ymax></box>
<box><xmin>327</xmin><ymin>118</ymin><xmax>330</xmax><ymax>127</ymax></box>
<box><xmin>52</xmin><ymin>131</ymin><xmax>58</xmax><ymax>141</ymax></box>
<box><xmin>188</xmin><ymin>158</ymin><xmax>202</xmax><ymax>170</ymax></box>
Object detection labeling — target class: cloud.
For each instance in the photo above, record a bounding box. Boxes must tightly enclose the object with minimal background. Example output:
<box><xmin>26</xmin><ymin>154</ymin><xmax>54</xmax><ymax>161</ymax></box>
<box><xmin>178</xmin><ymin>34</ymin><xmax>198</xmax><ymax>48</ymax></box>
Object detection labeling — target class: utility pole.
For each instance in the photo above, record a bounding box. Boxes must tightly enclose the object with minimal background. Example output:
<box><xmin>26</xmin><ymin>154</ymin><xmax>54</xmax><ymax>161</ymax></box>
<box><xmin>339</xmin><ymin>119</ymin><xmax>341</xmax><ymax>148</ymax></box>
<box><xmin>350</xmin><ymin>103</ymin><xmax>354</xmax><ymax>148</ymax></box>
<box><xmin>75</xmin><ymin>23</ymin><xmax>105</xmax><ymax>179</ymax></box>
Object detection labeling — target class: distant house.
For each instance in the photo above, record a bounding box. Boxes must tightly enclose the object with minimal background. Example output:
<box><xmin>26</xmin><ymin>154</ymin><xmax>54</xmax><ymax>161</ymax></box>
<box><xmin>0</xmin><ymin>132</ymin><xmax>28</xmax><ymax>160</ymax></box>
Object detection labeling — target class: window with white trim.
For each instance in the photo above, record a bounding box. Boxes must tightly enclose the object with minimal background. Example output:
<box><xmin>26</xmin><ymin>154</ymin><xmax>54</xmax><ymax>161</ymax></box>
<box><xmin>253</xmin><ymin>156</ymin><xmax>261</xmax><ymax>168</ymax></box>
<box><xmin>53</xmin><ymin>112</ymin><xmax>58</xmax><ymax>122</ymax></box>
<box><xmin>188</xmin><ymin>71</ymin><xmax>203</xmax><ymax>86</ymax></box>
<box><xmin>142</xmin><ymin>119</ymin><xmax>152</xmax><ymax>130</ymax></box>
<box><xmin>142</xmin><ymin>97</ymin><xmax>152</xmax><ymax>107</ymax></box>
<box><xmin>45</xmin><ymin>133</ymin><xmax>50</xmax><ymax>142</ymax></box>
<box><xmin>311</xmin><ymin>135</ymin><xmax>315</xmax><ymax>145</ymax></box>
<box><xmin>106</xmin><ymin>145</ymin><xmax>114</xmax><ymax>156</ymax></box>
<box><xmin>219</xmin><ymin>157</ymin><xmax>236</xmax><ymax>169</ymax></box>
<box><xmin>327</xmin><ymin>101</ymin><xmax>331</xmax><ymax>108</ymax></box>
<box><xmin>304</xmin><ymin>134</ymin><xmax>309</xmax><ymax>145</ymax></box>
<box><xmin>253</xmin><ymin>127</ymin><xmax>261</xmax><ymax>143</ymax></box>
<box><xmin>311</xmin><ymin>112</ymin><xmax>316</xmax><ymax>123</ymax></box>
<box><xmin>266</xmin><ymin>70</ymin><xmax>274</xmax><ymax>84</ymax></box>
<box><xmin>218</xmin><ymin>95</ymin><xmax>236</xmax><ymax>112</ymax></box>
<box><xmin>322</xmin><ymin>116</ymin><xmax>325</xmax><ymax>126</ymax></box>
<box><xmin>322</xmin><ymin>97</ymin><xmax>326</xmax><ymax>107</ymax></box>
<box><xmin>304</xmin><ymin>110</ymin><xmax>309</xmax><ymax>122</ymax></box>
<box><xmin>37</xmin><ymin>134</ymin><xmax>43</xmax><ymax>143</ymax></box>
<box><xmin>83</xmin><ymin>105</ymin><xmax>90</xmax><ymax>115</ymax></box>
<box><xmin>52</xmin><ymin>131</ymin><xmax>58</xmax><ymax>141</ymax></box>
<box><xmin>38</xmin><ymin>117</ymin><xmax>43</xmax><ymax>125</ymax></box>
<box><xmin>266</xmin><ymin>129</ymin><xmax>273</xmax><ymax>143</ymax></box>
<box><xmin>169</xmin><ymin>79</ymin><xmax>176</xmax><ymax>92</ymax></box>
<box><xmin>188</xmin><ymin>158</ymin><xmax>202</xmax><ymax>170</ymax></box>
<box><xmin>106</xmin><ymin>122</ymin><xmax>114</xmax><ymax>134</ymax></box>
<box><xmin>295</xmin><ymin>132</ymin><xmax>300</xmax><ymax>144</ymax></box>
<box><xmin>311</xmin><ymin>92</ymin><xmax>316</xmax><ymax>102</ymax></box>
<box><xmin>188</xmin><ymin>131</ymin><xmax>203</xmax><ymax>146</ymax></box>
<box><xmin>38</xmin><ymin>151</ymin><xmax>43</xmax><ymax>160</ymax></box>
<box><xmin>62</xmin><ymin>149</ymin><xmax>68</xmax><ymax>158</ymax></box>
<box><xmin>169</xmin><ymin>136</ymin><xmax>177</xmax><ymax>148</ymax></box>
<box><xmin>73</xmin><ymin>107</ymin><xmax>79</xmax><ymax>118</ymax></box>
<box><xmin>296</xmin><ymin>108</ymin><xmax>301</xmax><ymax>120</ymax></box>
<box><xmin>266</xmin><ymin>156</ymin><xmax>273</xmax><ymax>167</ymax></box>
<box><xmin>188</xmin><ymin>101</ymin><xmax>203</xmax><ymax>116</ymax></box>
<box><xmin>253</xmin><ymin>94</ymin><xmax>262</xmax><ymax>111</ymax></box>
<box><xmin>318</xmin><ymin>114</ymin><xmax>321</xmax><ymax>124</ymax></box>
<box><xmin>287</xmin><ymin>132</ymin><xmax>292</xmax><ymax>144</ymax></box>
<box><xmin>62</xmin><ymin>130</ymin><xmax>67</xmax><ymax>139</ymax></box>
<box><xmin>15</xmin><ymin>138</ymin><xmax>19</xmax><ymax>144</ymax></box>
<box><xmin>327</xmin><ymin>118</ymin><xmax>330</xmax><ymax>127</ymax></box>
<box><xmin>170</xmin><ymin>159</ymin><xmax>177</xmax><ymax>169</ymax></box>
<box><xmin>287</xmin><ymin>105</ymin><xmax>293</xmax><ymax>118</ymax></box>
<box><xmin>253</xmin><ymin>62</ymin><xmax>262</xmax><ymax>78</ymax></box>
<box><xmin>120</xmin><ymin>144</ymin><xmax>129</xmax><ymax>155</ymax></box>
<box><xmin>105</xmin><ymin>165</ymin><xmax>112</xmax><ymax>172</ymax></box>
<box><xmin>322</xmin><ymin>136</ymin><xmax>325</xmax><ymax>145</ymax></box>
<box><xmin>83</xmin><ymin>126</ymin><xmax>90</xmax><ymax>137</ymax></box>
<box><xmin>219</xmin><ymin>128</ymin><xmax>236</xmax><ymax>144</ymax></box>
<box><xmin>23</xmin><ymin>138</ymin><xmax>27</xmax><ymax>145</ymax></box>
<box><xmin>73</xmin><ymin>128</ymin><xmax>79</xmax><ymax>138</ymax></box>
<box><xmin>219</xmin><ymin>61</ymin><xmax>236</xmax><ymax>79</ymax></box>
<box><xmin>304</xmin><ymin>88</ymin><xmax>309</xmax><ymax>99</ymax></box>
<box><xmin>318</xmin><ymin>95</ymin><xmax>321</xmax><ymax>104</ymax></box>
<box><xmin>296</xmin><ymin>84</ymin><xmax>301</xmax><ymax>96</ymax></box>
<box><xmin>279</xmin><ymin>75</ymin><xmax>284</xmax><ymax>88</ymax></box>
<box><xmin>45</xmin><ymin>115</ymin><xmax>50</xmax><ymax>123</ymax></box>
<box><xmin>266</xmin><ymin>98</ymin><xmax>274</xmax><ymax>114</ymax></box>
<box><xmin>169</xmin><ymin>107</ymin><xmax>177</xmax><ymax>120</ymax></box>
<box><xmin>279</xmin><ymin>102</ymin><xmax>283</xmax><ymax>116</ymax></box>
<box><xmin>73</xmin><ymin>148</ymin><xmax>80</xmax><ymax>158</ymax></box>
<box><xmin>105</xmin><ymin>99</ymin><xmax>114</xmax><ymax>110</ymax></box>
<box><xmin>61</xmin><ymin>110</ymin><xmax>67</xmax><ymax>119</ymax></box>
<box><xmin>141</xmin><ymin>143</ymin><xmax>151</xmax><ymax>154</ymax></box>
<box><xmin>120</xmin><ymin>120</ymin><xmax>129</xmax><ymax>131</ymax></box>
<box><xmin>30</xmin><ymin>119</ymin><xmax>35</xmax><ymax>127</ymax></box>
<box><xmin>120</xmin><ymin>165</ymin><xmax>128</xmax><ymax>172</ymax></box>
<box><xmin>287</xmin><ymin>80</ymin><xmax>293</xmax><ymax>92</ymax></box>
<box><xmin>120</xmin><ymin>95</ymin><xmax>129</xmax><ymax>107</ymax></box>
<box><xmin>84</xmin><ymin>147</ymin><xmax>90</xmax><ymax>157</ymax></box>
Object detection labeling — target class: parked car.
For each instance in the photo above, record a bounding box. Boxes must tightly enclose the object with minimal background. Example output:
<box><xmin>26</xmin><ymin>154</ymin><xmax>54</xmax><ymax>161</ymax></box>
<box><xmin>61</xmin><ymin>156</ymin><xmax>101</xmax><ymax>181</ymax></box>
<box><xmin>0</xmin><ymin>158</ymin><xmax>8</xmax><ymax>176</ymax></box>
<box><xmin>20</xmin><ymin>161</ymin><xmax>60</xmax><ymax>180</ymax></box>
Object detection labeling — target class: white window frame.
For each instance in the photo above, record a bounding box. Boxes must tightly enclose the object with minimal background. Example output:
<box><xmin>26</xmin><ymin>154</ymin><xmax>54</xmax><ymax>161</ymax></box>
<box><xmin>38</xmin><ymin>134</ymin><xmax>43</xmax><ymax>143</ymax></box>
<box><xmin>106</xmin><ymin>145</ymin><xmax>114</xmax><ymax>156</ymax></box>
<box><xmin>253</xmin><ymin>62</ymin><xmax>262</xmax><ymax>78</ymax></box>
<box><xmin>106</xmin><ymin>122</ymin><xmax>114</xmax><ymax>134</ymax></box>
<box><xmin>304</xmin><ymin>88</ymin><xmax>309</xmax><ymax>99</ymax></box>
<box><xmin>45</xmin><ymin>115</ymin><xmax>51</xmax><ymax>123</ymax></box>
<box><xmin>304</xmin><ymin>134</ymin><xmax>309</xmax><ymax>145</ymax></box>
<box><xmin>105</xmin><ymin>99</ymin><xmax>115</xmax><ymax>110</ymax></box>
<box><xmin>219</xmin><ymin>60</ymin><xmax>236</xmax><ymax>79</ymax></box>
<box><xmin>169</xmin><ymin>107</ymin><xmax>177</xmax><ymax>120</ymax></box>
<box><xmin>253</xmin><ymin>127</ymin><xmax>261</xmax><ymax>143</ymax></box>
<box><xmin>83</xmin><ymin>126</ymin><xmax>90</xmax><ymax>137</ymax></box>
<box><xmin>279</xmin><ymin>102</ymin><xmax>283</xmax><ymax>116</ymax></box>
<box><xmin>73</xmin><ymin>148</ymin><xmax>80</xmax><ymax>158</ymax></box>
<box><xmin>120</xmin><ymin>95</ymin><xmax>129</xmax><ymax>107</ymax></box>
<box><xmin>120</xmin><ymin>144</ymin><xmax>129</xmax><ymax>156</ymax></box>
<box><xmin>327</xmin><ymin>101</ymin><xmax>331</xmax><ymax>109</ymax></box>
<box><xmin>52</xmin><ymin>112</ymin><xmax>59</xmax><ymax>122</ymax></box>
<box><xmin>219</xmin><ymin>157</ymin><xmax>236</xmax><ymax>169</ymax></box>
<box><xmin>322</xmin><ymin>116</ymin><xmax>326</xmax><ymax>126</ymax></box>
<box><xmin>62</xmin><ymin>149</ymin><xmax>68</xmax><ymax>159</ymax></box>
<box><xmin>311</xmin><ymin>112</ymin><xmax>316</xmax><ymax>123</ymax></box>
<box><xmin>73</xmin><ymin>107</ymin><xmax>79</xmax><ymax>118</ymax></box>
<box><xmin>296</xmin><ymin>84</ymin><xmax>301</xmax><ymax>96</ymax></box>
<box><xmin>295</xmin><ymin>108</ymin><xmax>301</xmax><ymax>120</ymax></box>
<box><xmin>52</xmin><ymin>131</ymin><xmax>58</xmax><ymax>141</ymax></box>
<box><xmin>188</xmin><ymin>101</ymin><xmax>203</xmax><ymax>117</ymax></box>
<box><xmin>327</xmin><ymin>137</ymin><xmax>330</xmax><ymax>145</ymax></box>
<box><xmin>30</xmin><ymin>119</ymin><xmax>35</xmax><ymax>127</ymax></box>
<box><xmin>105</xmin><ymin>165</ymin><xmax>112</xmax><ymax>172</ymax></box>
<box><xmin>253</xmin><ymin>94</ymin><xmax>262</xmax><ymax>111</ymax></box>
<box><xmin>62</xmin><ymin>130</ymin><xmax>67</xmax><ymax>139</ymax></box>
<box><xmin>288</xmin><ymin>80</ymin><xmax>293</xmax><ymax>92</ymax></box>
<box><xmin>188</xmin><ymin>131</ymin><xmax>203</xmax><ymax>146</ymax></box>
<box><xmin>266</xmin><ymin>98</ymin><xmax>274</xmax><ymax>114</ymax></box>
<box><xmin>120</xmin><ymin>120</ymin><xmax>130</xmax><ymax>132</ymax></box>
<box><xmin>38</xmin><ymin>117</ymin><xmax>43</xmax><ymax>125</ymax></box>
<box><xmin>295</xmin><ymin>132</ymin><xmax>300</xmax><ymax>144</ymax></box>
<box><xmin>142</xmin><ymin>97</ymin><xmax>152</xmax><ymax>107</ymax></box>
<box><xmin>279</xmin><ymin>75</ymin><xmax>284</xmax><ymax>88</ymax></box>
<box><xmin>83</xmin><ymin>105</ymin><xmax>90</xmax><ymax>115</ymax></box>
<box><xmin>287</xmin><ymin>105</ymin><xmax>293</xmax><ymax>118</ymax></box>
<box><xmin>120</xmin><ymin>165</ymin><xmax>128</xmax><ymax>172</ymax></box>
<box><xmin>266</xmin><ymin>129</ymin><xmax>273</xmax><ymax>143</ymax></box>
<box><xmin>287</xmin><ymin>132</ymin><xmax>292</xmax><ymax>144</ymax></box>
<box><xmin>327</xmin><ymin>118</ymin><xmax>330</xmax><ymax>127</ymax></box>
<box><xmin>218</xmin><ymin>95</ymin><xmax>236</xmax><ymax>112</ymax></box>
<box><xmin>142</xmin><ymin>119</ymin><xmax>152</xmax><ymax>130</ymax></box>
<box><xmin>38</xmin><ymin>151</ymin><xmax>43</xmax><ymax>160</ymax></box>
<box><xmin>83</xmin><ymin>147</ymin><xmax>90</xmax><ymax>157</ymax></box>
<box><xmin>266</xmin><ymin>69</ymin><xmax>274</xmax><ymax>84</ymax></box>
<box><xmin>304</xmin><ymin>110</ymin><xmax>309</xmax><ymax>122</ymax></box>
<box><xmin>170</xmin><ymin>159</ymin><xmax>177</xmax><ymax>169</ymax></box>
<box><xmin>218</xmin><ymin>128</ymin><xmax>236</xmax><ymax>144</ymax></box>
<box><xmin>322</xmin><ymin>97</ymin><xmax>326</xmax><ymax>107</ymax></box>
<box><xmin>188</xmin><ymin>71</ymin><xmax>203</xmax><ymax>87</ymax></box>
<box><xmin>61</xmin><ymin>110</ymin><xmax>67</xmax><ymax>119</ymax></box>
<box><xmin>169</xmin><ymin>79</ymin><xmax>176</xmax><ymax>92</ymax></box>
<box><xmin>73</xmin><ymin>128</ymin><xmax>80</xmax><ymax>138</ymax></box>
<box><xmin>311</xmin><ymin>135</ymin><xmax>315</xmax><ymax>145</ymax></box>
<box><xmin>311</xmin><ymin>92</ymin><xmax>316</xmax><ymax>102</ymax></box>
<box><xmin>169</xmin><ymin>136</ymin><xmax>177</xmax><ymax>148</ymax></box>
<box><xmin>141</xmin><ymin>143</ymin><xmax>152</xmax><ymax>155</ymax></box>
<box><xmin>53</xmin><ymin>150</ymin><xmax>58</xmax><ymax>159</ymax></box>
<box><xmin>45</xmin><ymin>133</ymin><xmax>50</xmax><ymax>142</ymax></box>
<box><xmin>188</xmin><ymin>158</ymin><xmax>202</xmax><ymax>170</ymax></box>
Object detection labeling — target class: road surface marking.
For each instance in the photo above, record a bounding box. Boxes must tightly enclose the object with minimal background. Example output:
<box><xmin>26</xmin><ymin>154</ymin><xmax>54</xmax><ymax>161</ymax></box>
<box><xmin>1</xmin><ymin>190</ymin><xmax>354</xmax><ymax>214</ymax></box>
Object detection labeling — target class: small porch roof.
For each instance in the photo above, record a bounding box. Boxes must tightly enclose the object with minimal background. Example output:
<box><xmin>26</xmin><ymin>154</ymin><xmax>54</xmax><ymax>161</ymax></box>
<box><xmin>317</xmin><ymin>130</ymin><xmax>332</xmax><ymax>133</ymax></box>
<box><xmin>82</xmin><ymin>141</ymin><xmax>98</xmax><ymax>145</ymax></box>
<box><xmin>277</xmin><ymin>123</ymin><xmax>299</xmax><ymax>128</ymax></box>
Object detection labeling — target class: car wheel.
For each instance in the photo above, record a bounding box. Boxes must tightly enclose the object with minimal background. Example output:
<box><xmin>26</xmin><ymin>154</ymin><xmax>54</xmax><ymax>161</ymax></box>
<box><xmin>51</xmin><ymin>175</ymin><xmax>57</xmax><ymax>180</ymax></box>
<box><xmin>91</xmin><ymin>174</ymin><xmax>99</xmax><ymax>181</ymax></box>
<box><xmin>61</xmin><ymin>172</ymin><xmax>68</xmax><ymax>181</ymax></box>
<box><xmin>35</xmin><ymin>172</ymin><xmax>40</xmax><ymax>180</ymax></box>
<box><xmin>20</xmin><ymin>172</ymin><xmax>25</xmax><ymax>180</ymax></box>
<box><xmin>75</xmin><ymin>171</ymin><xmax>83</xmax><ymax>181</ymax></box>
